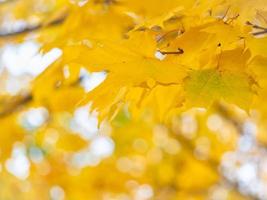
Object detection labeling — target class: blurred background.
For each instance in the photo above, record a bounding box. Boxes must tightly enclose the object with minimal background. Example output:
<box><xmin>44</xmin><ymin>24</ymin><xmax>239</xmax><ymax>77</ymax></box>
<box><xmin>0</xmin><ymin>0</ymin><xmax>266</xmax><ymax>200</ymax></box>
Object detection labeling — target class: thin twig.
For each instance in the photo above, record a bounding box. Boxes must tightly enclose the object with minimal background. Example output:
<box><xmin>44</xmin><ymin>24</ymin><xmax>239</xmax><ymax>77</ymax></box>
<box><xmin>0</xmin><ymin>92</ymin><xmax>32</xmax><ymax>117</ymax></box>
<box><xmin>0</xmin><ymin>11</ymin><xmax>68</xmax><ymax>37</ymax></box>
<box><xmin>246</xmin><ymin>21</ymin><xmax>267</xmax><ymax>36</ymax></box>
<box><xmin>159</xmin><ymin>48</ymin><xmax>184</xmax><ymax>55</ymax></box>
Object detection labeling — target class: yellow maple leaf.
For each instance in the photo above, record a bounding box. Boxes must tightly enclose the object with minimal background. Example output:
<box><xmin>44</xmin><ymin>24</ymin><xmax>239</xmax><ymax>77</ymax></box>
<box><xmin>184</xmin><ymin>69</ymin><xmax>254</xmax><ymax>109</ymax></box>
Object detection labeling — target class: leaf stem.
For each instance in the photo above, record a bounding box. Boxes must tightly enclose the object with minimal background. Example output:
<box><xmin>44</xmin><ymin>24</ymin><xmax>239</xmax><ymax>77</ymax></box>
<box><xmin>159</xmin><ymin>48</ymin><xmax>184</xmax><ymax>55</ymax></box>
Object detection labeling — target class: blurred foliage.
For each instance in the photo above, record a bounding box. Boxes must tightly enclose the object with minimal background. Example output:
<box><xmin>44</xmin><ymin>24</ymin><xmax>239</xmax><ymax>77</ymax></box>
<box><xmin>0</xmin><ymin>0</ymin><xmax>267</xmax><ymax>200</ymax></box>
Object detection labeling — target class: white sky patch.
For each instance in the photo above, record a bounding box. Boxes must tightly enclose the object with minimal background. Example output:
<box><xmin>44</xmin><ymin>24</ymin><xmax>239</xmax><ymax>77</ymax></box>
<box><xmin>5</xmin><ymin>75</ymin><xmax>31</xmax><ymax>95</ymax></box>
<box><xmin>19</xmin><ymin>107</ymin><xmax>49</xmax><ymax>131</ymax></box>
<box><xmin>70</xmin><ymin>104</ymin><xmax>98</xmax><ymax>140</ymax></box>
<box><xmin>154</xmin><ymin>51</ymin><xmax>166</xmax><ymax>61</ymax></box>
<box><xmin>90</xmin><ymin>136</ymin><xmax>115</xmax><ymax>158</ymax></box>
<box><xmin>180</xmin><ymin>114</ymin><xmax>198</xmax><ymax>139</ymax></box>
<box><xmin>238</xmin><ymin>134</ymin><xmax>255</xmax><ymax>152</ymax></box>
<box><xmin>50</xmin><ymin>185</ymin><xmax>65</xmax><ymax>200</ymax></box>
<box><xmin>5</xmin><ymin>143</ymin><xmax>30</xmax><ymax>180</ymax></box>
<box><xmin>237</xmin><ymin>162</ymin><xmax>257</xmax><ymax>184</ymax></box>
<box><xmin>63</xmin><ymin>65</ymin><xmax>70</xmax><ymax>79</ymax></box>
<box><xmin>0</xmin><ymin>41</ymin><xmax>62</xmax><ymax>77</ymax></box>
<box><xmin>242</xmin><ymin>120</ymin><xmax>257</xmax><ymax>136</ymax></box>
<box><xmin>70</xmin><ymin>135</ymin><xmax>115</xmax><ymax>169</ymax></box>
<box><xmin>29</xmin><ymin>146</ymin><xmax>44</xmax><ymax>164</ymax></box>
<box><xmin>0</xmin><ymin>19</ymin><xmax>28</xmax><ymax>36</ymax></box>
<box><xmin>220</xmin><ymin>120</ymin><xmax>267</xmax><ymax>200</ymax></box>
<box><xmin>0</xmin><ymin>40</ymin><xmax>62</xmax><ymax>95</ymax></box>
<box><xmin>134</xmin><ymin>184</ymin><xmax>154</xmax><ymax>200</ymax></box>
<box><xmin>79</xmin><ymin>68</ymin><xmax>107</xmax><ymax>92</ymax></box>
<box><xmin>207</xmin><ymin>114</ymin><xmax>223</xmax><ymax>132</ymax></box>
<box><xmin>69</xmin><ymin>104</ymin><xmax>114</xmax><ymax>169</ymax></box>
<box><xmin>70</xmin><ymin>135</ymin><xmax>114</xmax><ymax>169</ymax></box>
<box><xmin>71</xmin><ymin>149</ymin><xmax>100</xmax><ymax>168</ymax></box>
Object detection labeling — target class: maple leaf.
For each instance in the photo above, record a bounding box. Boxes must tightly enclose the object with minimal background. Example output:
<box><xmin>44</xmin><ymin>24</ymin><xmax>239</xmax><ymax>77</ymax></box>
<box><xmin>184</xmin><ymin>69</ymin><xmax>254</xmax><ymax>109</ymax></box>
<box><xmin>64</xmin><ymin>31</ymin><xmax>189</xmax><ymax>117</ymax></box>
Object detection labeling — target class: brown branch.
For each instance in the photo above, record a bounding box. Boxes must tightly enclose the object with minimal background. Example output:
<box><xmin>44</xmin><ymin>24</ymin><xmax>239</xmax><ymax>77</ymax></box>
<box><xmin>159</xmin><ymin>48</ymin><xmax>184</xmax><ymax>55</ymax></box>
<box><xmin>253</xmin><ymin>29</ymin><xmax>267</xmax><ymax>36</ymax></box>
<box><xmin>246</xmin><ymin>21</ymin><xmax>267</xmax><ymax>36</ymax></box>
<box><xmin>246</xmin><ymin>21</ymin><xmax>266</xmax><ymax>30</ymax></box>
<box><xmin>225</xmin><ymin>14</ymin><xmax>239</xmax><ymax>24</ymax></box>
<box><xmin>0</xmin><ymin>92</ymin><xmax>32</xmax><ymax>117</ymax></box>
<box><xmin>0</xmin><ymin>11</ymin><xmax>68</xmax><ymax>37</ymax></box>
